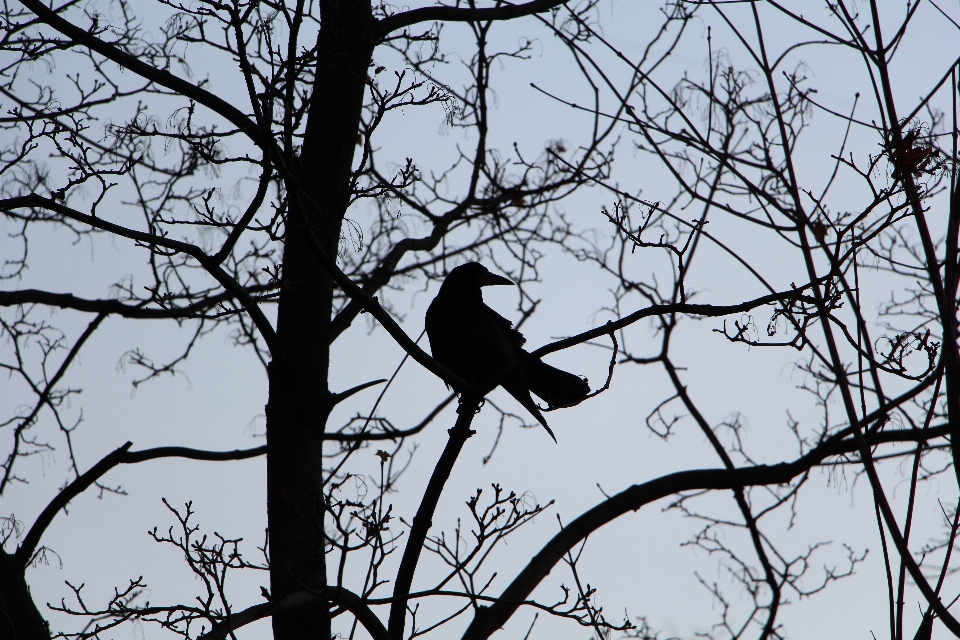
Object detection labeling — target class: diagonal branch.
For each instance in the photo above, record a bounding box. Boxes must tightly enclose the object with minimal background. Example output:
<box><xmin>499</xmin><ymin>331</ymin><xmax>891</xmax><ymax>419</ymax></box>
<box><xmin>15</xmin><ymin>441</ymin><xmax>132</xmax><ymax>567</ymax></box>
<box><xmin>15</xmin><ymin>442</ymin><xmax>269</xmax><ymax>568</ymax></box>
<box><xmin>388</xmin><ymin>396</ymin><xmax>480</xmax><ymax>639</ymax></box>
<box><xmin>286</xmin><ymin>197</ymin><xmax>473</xmax><ymax>392</ymax></box>
<box><xmin>1</xmin><ymin>312</ymin><xmax>106</xmax><ymax>495</ymax></box>
<box><xmin>461</xmin><ymin>420</ymin><xmax>951</xmax><ymax>639</ymax></box>
<box><xmin>17</xmin><ymin>0</ymin><xmax>266</xmax><ymax>149</ymax></box>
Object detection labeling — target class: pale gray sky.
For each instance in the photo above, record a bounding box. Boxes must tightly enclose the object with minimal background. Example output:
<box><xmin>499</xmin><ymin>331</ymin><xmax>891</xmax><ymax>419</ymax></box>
<box><xmin>4</xmin><ymin>1</ymin><xmax>960</xmax><ymax>638</ymax></box>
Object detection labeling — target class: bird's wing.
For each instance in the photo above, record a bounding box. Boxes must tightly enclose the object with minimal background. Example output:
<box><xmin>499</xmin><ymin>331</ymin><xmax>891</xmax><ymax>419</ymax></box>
<box><xmin>480</xmin><ymin>304</ymin><xmax>589</xmax><ymax>408</ymax></box>
<box><xmin>426</xmin><ymin>297</ymin><xmax>520</xmax><ymax>384</ymax></box>
<box><xmin>469</xmin><ymin>306</ymin><xmax>562</xmax><ymax>440</ymax></box>
<box><xmin>482</xmin><ymin>303</ymin><xmax>526</xmax><ymax>349</ymax></box>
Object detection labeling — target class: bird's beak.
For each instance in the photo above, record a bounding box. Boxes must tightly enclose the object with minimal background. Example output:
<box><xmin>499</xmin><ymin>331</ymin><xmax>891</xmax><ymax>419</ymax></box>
<box><xmin>479</xmin><ymin>271</ymin><xmax>514</xmax><ymax>287</ymax></box>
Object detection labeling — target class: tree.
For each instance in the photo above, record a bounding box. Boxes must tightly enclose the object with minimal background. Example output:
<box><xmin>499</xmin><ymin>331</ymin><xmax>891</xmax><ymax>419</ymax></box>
<box><xmin>1</xmin><ymin>1</ymin><xmax>958</xmax><ymax>639</ymax></box>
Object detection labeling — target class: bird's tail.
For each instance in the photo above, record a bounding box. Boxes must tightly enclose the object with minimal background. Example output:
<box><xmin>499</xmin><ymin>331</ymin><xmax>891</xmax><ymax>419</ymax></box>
<box><xmin>525</xmin><ymin>359</ymin><xmax>590</xmax><ymax>409</ymax></box>
<box><xmin>501</xmin><ymin>383</ymin><xmax>558</xmax><ymax>443</ymax></box>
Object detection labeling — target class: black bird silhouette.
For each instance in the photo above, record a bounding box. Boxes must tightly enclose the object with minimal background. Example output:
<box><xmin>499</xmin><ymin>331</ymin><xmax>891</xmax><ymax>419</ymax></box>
<box><xmin>425</xmin><ymin>262</ymin><xmax>590</xmax><ymax>441</ymax></box>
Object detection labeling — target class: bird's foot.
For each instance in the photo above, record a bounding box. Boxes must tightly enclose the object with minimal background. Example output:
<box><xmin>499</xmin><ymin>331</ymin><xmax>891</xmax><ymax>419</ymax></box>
<box><xmin>455</xmin><ymin>397</ymin><xmax>485</xmax><ymax>415</ymax></box>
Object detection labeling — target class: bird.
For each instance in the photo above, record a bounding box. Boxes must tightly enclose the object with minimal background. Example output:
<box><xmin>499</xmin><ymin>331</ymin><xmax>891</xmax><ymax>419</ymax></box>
<box><xmin>424</xmin><ymin>262</ymin><xmax>590</xmax><ymax>441</ymax></box>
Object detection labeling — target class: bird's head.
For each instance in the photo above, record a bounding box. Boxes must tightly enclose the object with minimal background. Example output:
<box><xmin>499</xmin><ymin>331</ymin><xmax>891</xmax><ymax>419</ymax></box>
<box><xmin>439</xmin><ymin>262</ymin><xmax>514</xmax><ymax>293</ymax></box>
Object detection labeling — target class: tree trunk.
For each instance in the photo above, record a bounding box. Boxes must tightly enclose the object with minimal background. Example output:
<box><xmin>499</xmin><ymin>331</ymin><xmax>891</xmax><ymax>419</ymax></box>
<box><xmin>266</xmin><ymin>1</ymin><xmax>374</xmax><ymax>639</ymax></box>
<box><xmin>0</xmin><ymin>550</ymin><xmax>50</xmax><ymax>640</ymax></box>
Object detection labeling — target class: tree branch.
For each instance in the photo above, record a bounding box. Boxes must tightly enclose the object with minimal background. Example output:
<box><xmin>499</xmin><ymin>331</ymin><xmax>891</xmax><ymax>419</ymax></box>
<box><xmin>15</xmin><ymin>442</ymin><xmax>269</xmax><ymax>568</ymax></box>
<box><xmin>287</xmin><ymin>200</ymin><xmax>474</xmax><ymax>392</ymax></box>
<box><xmin>123</xmin><ymin>445</ymin><xmax>267</xmax><ymax>464</ymax></box>
<box><xmin>531</xmin><ymin>281</ymin><xmax>827</xmax><ymax>361</ymax></box>
<box><xmin>17</xmin><ymin>0</ymin><xmax>266</xmax><ymax>149</ymax></box>
<box><xmin>1</xmin><ymin>312</ymin><xmax>106</xmax><ymax>495</ymax></box>
<box><xmin>0</xmin><ymin>195</ymin><xmax>279</xmax><ymax>355</ymax></box>
<box><xmin>15</xmin><ymin>442</ymin><xmax>132</xmax><ymax>567</ymax></box>
<box><xmin>0</xmin><ymin>287</ymin><xmax>275</xmax><ymax>320</ymax></box>
<box><xmin>330</xmin><ymin>379</ymin><xmax>387</xmax><ymax>405</ymax></box>
<box><xmin>196</xmin><ymin>587</ymin><xmax>389</xmax><ymax>640</ymax></box>
<box><xmin>326</xmin><ymin>393</ymin><xmax>457</xmax><ymax>442</ymax></box>
<box><xmin>462</xmin><ymin>421</ymin><xmax>952</xmax><ymax>639</ymax></box>
<box><xmin>467</xmin><ymin>280</ymin><xmax>833</xmax><ymax>405</ymax></box>
<box><xmin>377</xmin><ymin>0</ymin><xmax>567</xmax><ymax>40</ymax></box>
<box><xmin>388</xmin><ymin>396</ymin><xmax>480</xmax><ymax>639</ymax></box>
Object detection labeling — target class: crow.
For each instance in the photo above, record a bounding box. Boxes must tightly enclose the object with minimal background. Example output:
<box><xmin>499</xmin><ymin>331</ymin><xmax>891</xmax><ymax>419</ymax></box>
<box><xmin>425</xmin><ymin>262</ymin><xmax>590</xmax><ymax>441</ymax></box>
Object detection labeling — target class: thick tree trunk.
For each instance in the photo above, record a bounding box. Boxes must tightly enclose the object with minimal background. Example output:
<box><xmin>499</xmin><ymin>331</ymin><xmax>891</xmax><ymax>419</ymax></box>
<box><xmin>266</xmin><ymin>1</ymin><xmax>374</xmax><ymax>639</ymax></box>
<box><xmin>0</xmin><ymin>550</ymin><xmax>50</xmax><ymax>640</ymax></box>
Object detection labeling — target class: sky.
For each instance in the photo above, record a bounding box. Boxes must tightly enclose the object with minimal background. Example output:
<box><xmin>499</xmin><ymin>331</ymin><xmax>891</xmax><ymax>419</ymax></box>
<box><xmin>4</xmin><ymin>1</ymin><xmax>960</xmax><ymax>638</ymax></box>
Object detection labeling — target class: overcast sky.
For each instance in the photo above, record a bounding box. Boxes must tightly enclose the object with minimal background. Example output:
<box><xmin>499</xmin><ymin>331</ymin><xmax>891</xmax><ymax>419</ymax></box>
<box><xmin>5</xmin><ymin>1</ymin><xmax>960</xmax><ymax>638</ymax></box>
